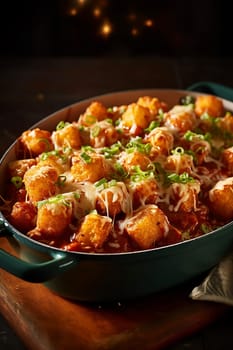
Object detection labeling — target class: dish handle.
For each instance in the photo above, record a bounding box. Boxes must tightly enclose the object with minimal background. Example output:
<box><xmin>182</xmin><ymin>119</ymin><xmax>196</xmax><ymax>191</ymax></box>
<box><xmin>0</xmin><ymin>219</ymin><xmax>78</xmax><ymax>283</ymax></box>
<box><xmin>187</xmin><ymin>81</ymin><xmax>233</xmax><ymax>102</ymax></box>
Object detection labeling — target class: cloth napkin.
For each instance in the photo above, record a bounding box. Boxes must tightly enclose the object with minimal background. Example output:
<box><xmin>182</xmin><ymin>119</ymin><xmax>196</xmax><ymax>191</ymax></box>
<box><xmin>190</xmin><ymin>251</ymin><xmax>233</xmax><ymax>306</ymax></box>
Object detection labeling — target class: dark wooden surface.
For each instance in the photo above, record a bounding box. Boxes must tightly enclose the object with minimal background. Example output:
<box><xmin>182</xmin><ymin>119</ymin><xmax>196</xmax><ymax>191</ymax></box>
<box><xmin>1</xmin><ymin>56</ymin><xmax>233</xmax><ymax>350</ymax></box>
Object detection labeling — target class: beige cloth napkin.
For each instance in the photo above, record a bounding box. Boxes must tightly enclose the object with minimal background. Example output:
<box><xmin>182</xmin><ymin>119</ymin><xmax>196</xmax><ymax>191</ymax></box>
<box><xmin>190</xmin><ymin>252</ymin><xmax>233</xmax><ymax>306</ymax></box>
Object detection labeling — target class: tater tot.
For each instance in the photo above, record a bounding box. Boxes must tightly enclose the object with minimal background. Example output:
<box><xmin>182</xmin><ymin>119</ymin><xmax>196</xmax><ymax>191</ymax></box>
<box><xmin>8</xmin><ymin>159</ymin><xmax>36</xmax><ymax>178</ymax></box>
<box><xmin>120</xmin><ymin>150</ymin><xmax>151</xmax><ymax>173</ymax></box>
<box><xmin>37</xmin><ymin>151</ymin><xmax>68</xmax><ymax>174</ymax></box>
<box><xmin>121</xmin><ymin>103</ymin><xmax>151</xmax><ymax>132</ymax></box>
<box><xmin>170</xmin><ymin>181</ymin><xmax>200</xmax><ymax>212</ymax></box>
<box><xmin>79</xmin><ymin>101</ymin><xmax>108</xmax><ymax>126</ymax></box>
<box><xmin>195</xmin><ymin>95</ymin><xmax>224</xmax><ymax>117</ymax></box>
<box><xmin>36</xmin><ymin>197</ymin><xmax>72</xmax><ymax>237</ymax></box>
<box><xmin>76</xmin><ymin>212</ymin><xmax>112</xmax><ymax>248</ymax></box>
<box><xmin>209</xmin><ymin>177</ymin><xmax>233</xmax><ymax>220</ymax></box>
<box><xmin>52</xmin><ymin>123</ymin><xmax>81</xmax><ymax>150</ymax></box>
<box><xmin>10</xmin><ymin>201</ymin><xmax>37</xmax><ymax>232</ymax></box>
<box><xmin>71</xmin><ymin>152</ymin><xmax>111</xmax><ymax>182</ymax></box>
<box><xmin>23</xmin><ymin>164</ymin><xmax>59</xmax><ymax>202</ymax></box>
<box><xmin>137</xmin><ymin>96</ymin><xmax>168</xmax><ymax>115</ymax></box>
<box><xmin>190</xmin><ymin>140</ymin><xmax>211</xmax><ymax>165</ymax></box>
<box><xmin>146</xmin><ymin>127</ymin><xmax>174</xmax><ymax>156</ymax></box>
<box><xmin>165</xmin><ymin>153</ymin><xmax>195</xmax><ymax>174</ymax></box>
<box><xmin>95</xmin><ymin>181</ymin><xmax>132</xmax><ymax>217</ymax></box>
<box><xmin>164</xmin><ymin>105</ymin><xmax>197</xmax><ymax>133</ymax></box>
<box><xmin>220</xmin><ymin>112</ymin><xmax>233</xmax><ymax>133</ymax></box>
<box><xmin>129</xmin><ymin>178</ymin><xmax>159</xmax><ymax>209</ymax></box>
<box><xmin>20</xmin><ymin>128</ymin><xmax>54</xmax><ymax>156</ymax></box>
<box><xmin>221</xmin><ymin>147</ymin><xmax>233</xmax><ymax>175</ymax></box>
<box><xmin>125</xmin><ymin>204</ymin><xmax>169</xmax><ymax>250</ymax></box>
<box><xmin>90</xmin><ymin>120</ymin><xmax>119</xmax><ymax>148</ymax></box>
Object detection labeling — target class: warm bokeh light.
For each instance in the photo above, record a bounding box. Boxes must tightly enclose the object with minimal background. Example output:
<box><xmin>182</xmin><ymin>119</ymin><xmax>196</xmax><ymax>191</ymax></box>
<box><xmin>77</xmin><ymin>0</ymin><xmax>86</xmax><ymax>5</ymax></box>
<box><xmin>131</xmin><ymin>27</ymin><xmax>139</xmax><ymax>37</ymax></box>
<box><xmin>100</xmin><ymin>21</ymin><xmax>113</xmax><ymax>38</ymax></box>
<box><xmin>144</xmin><ymin>19</ymin><xmax>154</xmax><ymax>27</ymax></box>
<box><xmin>128</xmin><ymin>13</ymin><xmax>137</xmax><ymax>22</ymax></box>
<box><xmin>67</xmin><ymin>7</ymin><xmax>78</xmax><ymax>16</ymax></box>
<box><xmin>93</xmin><ymin>7</ymin><xmax>101</xmax><ymax>18</ymax></box>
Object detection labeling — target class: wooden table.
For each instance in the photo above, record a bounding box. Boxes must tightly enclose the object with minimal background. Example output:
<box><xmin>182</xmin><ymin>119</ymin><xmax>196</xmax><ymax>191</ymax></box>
<box><xmin>1</xmin><ymin>56</ymin><xmax>233</xmax><ymax>350</ymax></box>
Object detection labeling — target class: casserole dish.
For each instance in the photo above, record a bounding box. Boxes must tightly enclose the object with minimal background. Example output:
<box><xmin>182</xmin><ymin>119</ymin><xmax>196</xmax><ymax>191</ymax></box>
<box><xmin>1</xmin><ymin>86</ymin><xmax>233</xmax><ymax>302</ymax></box>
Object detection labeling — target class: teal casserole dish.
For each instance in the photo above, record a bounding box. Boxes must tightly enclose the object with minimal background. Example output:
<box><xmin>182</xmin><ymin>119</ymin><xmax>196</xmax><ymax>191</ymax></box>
<box><xmin>1</xmin><ymin>86</ymin><xmax>233</xmax><ymax>302</ymax></box>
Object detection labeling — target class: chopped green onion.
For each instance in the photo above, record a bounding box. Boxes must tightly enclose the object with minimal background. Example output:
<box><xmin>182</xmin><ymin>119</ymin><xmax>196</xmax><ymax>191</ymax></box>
<box><xmin>126</xmin><ymin>137</ymin><xmax>152</xmax><ymax>154</ymax></box>
<box><xmin>73</xmin><ymin>192</ymin><xmax>81</xmax><ymax>200</ymax></box>
<box><xmin>153</xmin><ymin>162</ymin><xmax>167</xmax><ymax>183</ymax></box>
<box><xmin>11</xmin><ymin>176</ymin><xmax>23</xmax><ymax>189</ymax></box>
<box><xmin>56</xmin><ymin>121</ymin><xmax>70</xmax><ymax>130</ymax></box>
<box><xmin>119</xmin><ymin>106</ymin><xmax>126</xmax><ymax>114</ymax></box>
<box><xmin>145</xmin><ymin>120</ymin><xmax>160</xmax><ymax>132</ymax></box>
<box><xmin>113</xmin><ymin>162</ymin><xmax>128</xmax><ymax>179</ymax></box>
<box><xmin>80</xmin><ymin>152</ymin><xmax>92</xmax><ymax>163</ymax></box>
<box><xmin>179</xmin><ymin>95</ymin><xmax>195</xmax><ymax>106</ymax></box>
<box><xmin>84</xmin><ymin>114</ymin><xmax>97</xmax><ymax>125</ymax></box>
<box><xmin>130</xmin><ymin>165</ymin><xmax>154</xmax><ymax>182</ymax></box>
<box><xmin>200</xmin><ymin>223</ymin><xmax>211</xmax><ymax>234</ymax></box>
<box><xmin>105</xmin><ymin>118</ymin><xmax>113</xmax><ymax>124</ymax></box>
<box><xmin>40</xmin><ymin>150</ymin><xmax>67</xmax><ymax>163</ymax></box>
<box><xmin>38</xmin><ymin>138</ymin><xmax>52</xmax><ymax>152</ymax></box>
<box><xmin>94</xmin><ymin>178</ymin><xmax>117</xmax><ymax>191</ymax></box>
<box><xmin>184</xmin><ymin>130</ymin><xmax>205</xmax><ymax>142</ymax></box>
<box><xmin>56</xmin><ymin>175</ymin><xmax>66</xmax><ymax>187</ymax></box>
<box><xmin>81</xmin><ymin>145</ymin><xmax>94</xmax><ymax>152</ymax></box>
<box><xmin>91</xmin><ymin>125</ymin><xmax>101</xmax><ymax>137</ymax></box>
<box><xmin>171</xmin><ymin>147</ymin><xmax>185</xmax><ymax>155</ymax></box>
<box><xmin>101</xmin><ymin>141</ymin><xmax>122</xmax><ymax>158</ymax></box>
<box><xmin>167</xmin><ymin>172</ymin><xmax>194</xmax><ymax>184</ymax></box>
<box><xmin>95</xmin><ymin>178</ymin><xmax>108</xmax><ymax>188</ymax></box>
<box><xmin>37</xmin><ymin>194</ymin><xmax>71</xmax><ymax>208</ymax></box>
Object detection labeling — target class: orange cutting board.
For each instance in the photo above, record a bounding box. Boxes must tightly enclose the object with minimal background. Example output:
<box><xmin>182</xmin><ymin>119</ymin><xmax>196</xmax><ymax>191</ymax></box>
<box><xmin>0</xmin><ymin>238</ymin><xmax>229</xmax><ymax>350</ymax></box>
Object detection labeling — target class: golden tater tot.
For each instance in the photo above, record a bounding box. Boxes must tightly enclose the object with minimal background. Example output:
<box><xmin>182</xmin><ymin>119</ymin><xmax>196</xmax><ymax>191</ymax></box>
<box><xmin>23</xmin><ymin>164</ymin><xmax>59</xmax><ymax>202</ymax></box>
<box><xmin>121</xmin><ymin>103</ymin><xmax>151</xmax><ymax>132</ymax></box>
<box><xmin>8</xmin><ymin>159</ymin><xmax>36</xmax><ymax>178</ymax></box>
<box><xmin>37</xmin><ymin>151</ymin><xmax>68</xmax><ymax>174</ymax></box>
<box><xmin>76</xmin><ymin>212</ymin><xmax>112</xmax><ymax>249</ymax></box>
<box><xmin>165</xmin><ymin>153</ymin><xmax>194</xmax><ymax>174</ymax></box>
<box><xmin>130</xmin><ymin>178</ymin><xmax>159</xmax><ymax>209</ymax></box>
<box><xmin>71</xmin><ymin>152</ymin><xmax>111</xmax><ymax>182</ymax></box>
<box><xmin>189</xmin><ymin>140</ymin><xmax>211</xmax><ymax>165</ymax></box>
<box><xmin>79</xmin><ymin>101</ymin><xmax>108</xmax><ymax>126</ymax></box>
<box><xmin>95</xmin><ymin>181</ymin><xmax>132</xmax><ymax>217</ymax></box>
<box><xmin>219</xmin><ymin>112</ymin><xmax>233</xmax><ymax>133</ymax></box>
<box><xmin>137</xmin><ymin>96</ymin><xmax>168</xmax><ymax>115</ymax></box>
<box><xmin>36</xmin><ymin>197</ymin><xmax>72</xmax><ymax>237</ymax></box>
<box><xmin>20</xmin><ymin>128</ymin><xmax>54</xmax><ymax>156</ymax></box>
<box><xmin>90</xmin><ymin>120</ymin><xmax>119</xmax><ymax>148</ymax></box>
<box><xmin>146</xmin><ymin>127</ymin><xmax>174</xmax><ymax>156</ymax></box>
<box><xmin>52</xmin><ymin>123</ymin><xmax>81</xmax><ymax>150</ymax></box>
<box><xmin>170</xmin><ymin>181</ymin><xmax>200</xmax><ymax>212</ymax></box>
<box><xmin>221</xmin><ymin>147</ymin><xmax>233</xmax><ymax>175</ymax></box>
<box><xmin>195</xmin><ymin>95</ymin><xmax>224</xmax><ymax>117</ymax></box>
<box><xmin>125</xmin><ymin>205</ymin><xmax>169</xmax><ymax>250</ymax></box>
<box><xmin>209</xmin><ymin>177</ymin><xmax>233</xmax><ymax>220</ymax></box>
<box><xmin>120</xmin><ymin>150</ymin><xmax>151</xmax><ymax>173</ymax></box>
<box><xmin>164</xmin><ymin>105</ymin><xmax>197</xmax><ymax>133</ymax></box>
<box><xmin>10</xmin><ymin>201</ymin><xmax>37</xmax><ymax>232</ymax></box>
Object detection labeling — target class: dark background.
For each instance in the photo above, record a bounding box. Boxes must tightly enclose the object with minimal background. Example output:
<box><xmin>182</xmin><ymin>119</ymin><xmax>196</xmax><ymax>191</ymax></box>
<box><xmin>1</xmin><ymin>0</ymin><xmax>233</xmax><ymax>58</ymax></box>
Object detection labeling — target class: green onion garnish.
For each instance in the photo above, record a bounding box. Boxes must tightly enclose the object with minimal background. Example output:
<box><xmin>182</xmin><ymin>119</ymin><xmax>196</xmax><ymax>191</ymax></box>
<box><xmin>56</xmin><ymin>121</ymin><xmax>70</xmax><ymax>130</ymax></box>
<box><xmin>11</xmin><ymin>176</ymin><xmax>23</xmax><ymax>189</ymax></box>
<box><xmin>80</xmin><ymin>152</ymin><xmax>92</xmax><ymax>163</ymax></box>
